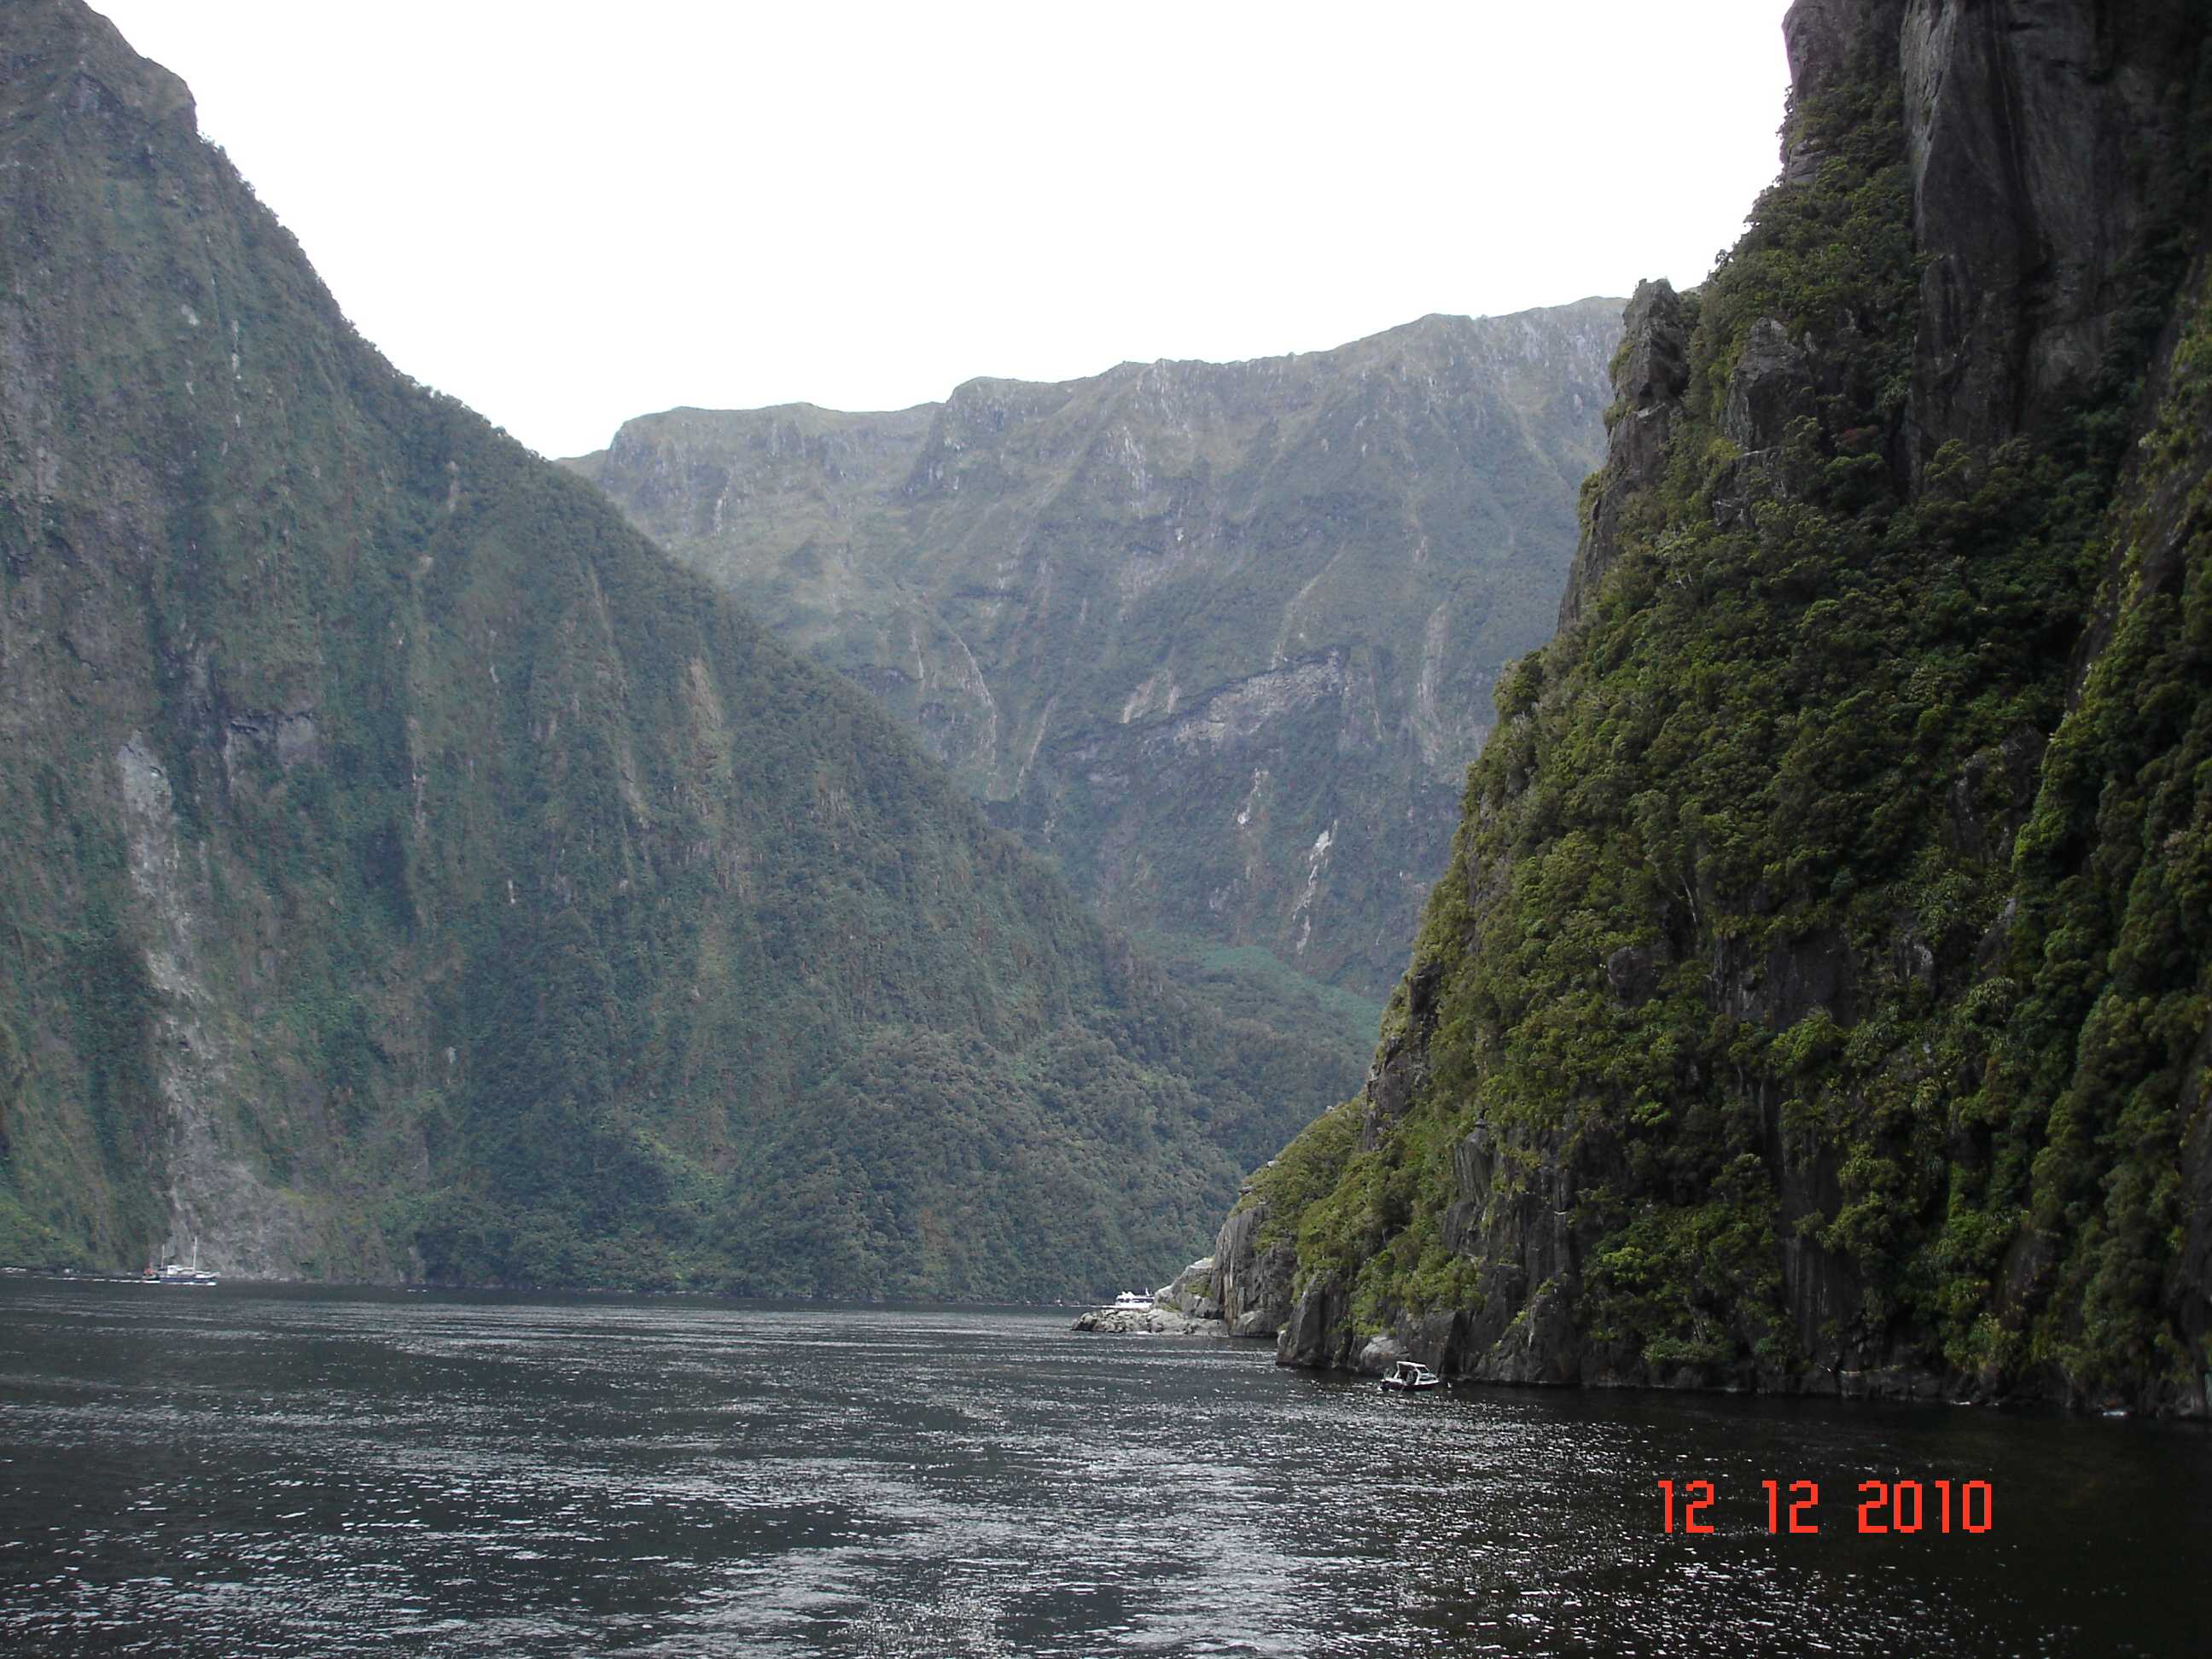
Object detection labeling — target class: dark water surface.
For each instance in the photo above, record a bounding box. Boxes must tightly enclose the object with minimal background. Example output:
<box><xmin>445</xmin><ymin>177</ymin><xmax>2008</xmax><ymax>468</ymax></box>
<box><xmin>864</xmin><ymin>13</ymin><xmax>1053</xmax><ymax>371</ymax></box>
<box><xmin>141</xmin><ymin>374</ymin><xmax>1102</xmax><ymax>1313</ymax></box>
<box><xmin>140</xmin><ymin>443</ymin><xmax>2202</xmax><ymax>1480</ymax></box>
<box><xmin>1</xmin><ymin>1282</ymin><xmax>2206</xmax><ymax>1656</ymax></box>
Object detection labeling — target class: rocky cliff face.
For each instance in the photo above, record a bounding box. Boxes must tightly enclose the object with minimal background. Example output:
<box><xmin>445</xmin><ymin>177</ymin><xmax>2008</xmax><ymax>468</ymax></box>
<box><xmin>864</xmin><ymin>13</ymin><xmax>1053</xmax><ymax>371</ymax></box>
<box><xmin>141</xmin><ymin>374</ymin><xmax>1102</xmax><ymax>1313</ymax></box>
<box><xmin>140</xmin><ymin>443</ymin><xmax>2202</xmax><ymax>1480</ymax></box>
<box><xmin>570</xmin><ymin>305</ymin><xmax>1620</xmax><ymax>1000</ymax></box>
<box><xmin>1237</xmin><ymin>0</ymin><xmax>2212</xmax><ymax>1415</ymax></box>
<box><xmin>0</xmin><ymin>0</ymin><xmax>1356</xmax><ymax>1295</ymax></box>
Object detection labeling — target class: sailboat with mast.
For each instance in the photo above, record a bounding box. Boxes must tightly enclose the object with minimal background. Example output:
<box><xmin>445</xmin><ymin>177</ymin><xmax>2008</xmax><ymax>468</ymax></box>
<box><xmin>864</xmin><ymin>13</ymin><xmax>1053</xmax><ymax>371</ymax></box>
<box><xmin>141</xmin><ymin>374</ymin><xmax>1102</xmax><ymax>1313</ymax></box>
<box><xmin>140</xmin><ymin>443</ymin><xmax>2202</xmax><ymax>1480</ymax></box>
<box><xmin>150</xmin><ymin>1237</ymin><xmax>218</xmax><ymax>1286</ymax></box>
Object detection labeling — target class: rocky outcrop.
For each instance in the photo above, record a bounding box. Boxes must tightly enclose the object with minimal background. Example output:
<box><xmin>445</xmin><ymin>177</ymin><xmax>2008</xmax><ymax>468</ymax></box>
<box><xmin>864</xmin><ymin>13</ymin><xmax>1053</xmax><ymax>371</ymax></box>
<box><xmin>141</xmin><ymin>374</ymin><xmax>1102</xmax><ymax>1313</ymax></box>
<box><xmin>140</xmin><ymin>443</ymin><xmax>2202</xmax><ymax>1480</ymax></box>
<box><xmin>1557</xmin><ymin>281</ymin><xmax>1690</xmax><ymax>629</ymax></box>
<box><xmin>1277</xmin><ymin>1272</ymin><xmax>1354</xmax><ymax>1370</ymax></box>
<box><xmin>1781</xmin><ymin>1</ymin><xmax>1898</xmax><ymax>186</ymax></box>
<box><xmin>1214</xmin><ymin>1196</ymin><xmax>1299</xmax><ymax>1337</ymax></box>
<box><xmin>1161</xmin><ymin>1254</ymin><xmax>1223</xmax><ymax>1319</ymax></box>
<box><xmin>1071</xmin><ymin>1304</ymin><xmax>1229</xmax><ymax>1337</ymax></box>
<box><xmin>1068</xmin><ymin>1252</ymin><xmax>1253</xmax><ymax>1336</ymax></box>
<box><xmin>1711</xmin><ymin>317</ymin><xmax>1820</xmax><ymax>529</ymax></box>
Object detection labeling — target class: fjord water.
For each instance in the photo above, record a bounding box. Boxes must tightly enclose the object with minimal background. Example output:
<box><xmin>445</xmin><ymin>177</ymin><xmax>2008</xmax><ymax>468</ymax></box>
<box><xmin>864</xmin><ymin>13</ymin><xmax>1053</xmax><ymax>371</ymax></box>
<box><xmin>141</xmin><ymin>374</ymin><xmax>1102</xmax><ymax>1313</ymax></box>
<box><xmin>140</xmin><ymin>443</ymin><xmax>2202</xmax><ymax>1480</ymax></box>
<box><xmin>1</xmin><ymin>1284</ymin><xmax>2203</xmax><ymax>1656</ymax></box>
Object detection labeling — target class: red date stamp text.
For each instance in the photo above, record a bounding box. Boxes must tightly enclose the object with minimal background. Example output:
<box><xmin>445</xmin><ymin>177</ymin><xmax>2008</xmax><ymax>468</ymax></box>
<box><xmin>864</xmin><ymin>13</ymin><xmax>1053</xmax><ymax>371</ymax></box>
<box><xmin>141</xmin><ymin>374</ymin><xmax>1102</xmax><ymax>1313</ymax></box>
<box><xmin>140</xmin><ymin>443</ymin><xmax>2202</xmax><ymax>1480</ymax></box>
<box><xmin>1656</xmin><ymin>1477</ymin><xmax>1994</xmax><ymax>1535</ymax></box>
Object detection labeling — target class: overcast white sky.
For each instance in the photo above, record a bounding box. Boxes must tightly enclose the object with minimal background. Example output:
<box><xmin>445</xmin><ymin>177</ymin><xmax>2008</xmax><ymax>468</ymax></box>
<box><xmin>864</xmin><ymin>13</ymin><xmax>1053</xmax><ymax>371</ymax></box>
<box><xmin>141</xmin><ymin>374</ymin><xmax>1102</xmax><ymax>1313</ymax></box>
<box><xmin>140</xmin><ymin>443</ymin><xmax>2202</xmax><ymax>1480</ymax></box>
<box><xmin>96</xmin><ymin>2</ymin><xmax>1795</xmax><ymax>460</ymax></box>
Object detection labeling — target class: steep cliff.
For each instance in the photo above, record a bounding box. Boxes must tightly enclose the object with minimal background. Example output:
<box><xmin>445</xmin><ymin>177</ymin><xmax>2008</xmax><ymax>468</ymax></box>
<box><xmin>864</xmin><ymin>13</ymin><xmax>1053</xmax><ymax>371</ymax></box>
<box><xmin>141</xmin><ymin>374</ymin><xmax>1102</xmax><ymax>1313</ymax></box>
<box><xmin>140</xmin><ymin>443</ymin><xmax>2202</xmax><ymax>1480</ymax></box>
<box><xmin>1232</xmin><ymin>0</ymin><xmax>2212</xmax><ymax>1414</ymax></box>
<box><xmin>0</xmin><ymin>0</ymin><xmax>1356</xmax><ymax>1295</ymax></box>
<box><xmin>569</xmin><ymin>305</ymin><xmax>1620</xmax><ymax>1002</ymax></box>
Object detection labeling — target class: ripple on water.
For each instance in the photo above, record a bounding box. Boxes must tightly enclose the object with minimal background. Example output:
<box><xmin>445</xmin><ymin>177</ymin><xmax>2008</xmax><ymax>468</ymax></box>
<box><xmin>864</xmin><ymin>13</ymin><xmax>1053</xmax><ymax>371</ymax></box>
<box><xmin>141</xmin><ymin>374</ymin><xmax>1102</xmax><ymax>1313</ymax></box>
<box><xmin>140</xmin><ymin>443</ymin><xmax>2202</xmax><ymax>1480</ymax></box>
<box><xmin>3</xmin><ymin>1287</ymin><xmax>2206</xmax><ymax>1656</ymax></box>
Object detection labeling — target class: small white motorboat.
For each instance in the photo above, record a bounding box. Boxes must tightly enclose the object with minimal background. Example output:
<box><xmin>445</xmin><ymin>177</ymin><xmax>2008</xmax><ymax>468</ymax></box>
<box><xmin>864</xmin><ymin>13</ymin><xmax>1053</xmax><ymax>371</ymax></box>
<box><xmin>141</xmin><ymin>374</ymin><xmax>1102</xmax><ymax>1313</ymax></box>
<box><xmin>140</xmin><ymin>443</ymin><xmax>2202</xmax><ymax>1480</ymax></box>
<box><xmin>1378</xmin><ymin>1359</ymin><xmax>1441</xmax><ymax>1393</ymax></box>
<box><xmin>1112</xmin><ymin>1290</ymin><xmax>1155</xmax><ymax>1311</ymax></box>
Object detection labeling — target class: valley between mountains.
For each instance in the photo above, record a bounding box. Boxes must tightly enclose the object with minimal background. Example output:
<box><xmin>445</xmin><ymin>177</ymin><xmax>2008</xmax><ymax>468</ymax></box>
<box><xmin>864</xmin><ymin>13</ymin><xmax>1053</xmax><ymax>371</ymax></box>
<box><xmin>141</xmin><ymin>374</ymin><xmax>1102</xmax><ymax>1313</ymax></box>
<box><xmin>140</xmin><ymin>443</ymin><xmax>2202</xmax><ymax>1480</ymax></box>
<box><xmin>3</xmin><ymin>0</ymin><xmax>2209</xmax><ymax>1424</ymax></box>
<box><xmin>0</xmin><ymin>0</ymin><xmax>1415</xmax><ymax>1300</ymax></box>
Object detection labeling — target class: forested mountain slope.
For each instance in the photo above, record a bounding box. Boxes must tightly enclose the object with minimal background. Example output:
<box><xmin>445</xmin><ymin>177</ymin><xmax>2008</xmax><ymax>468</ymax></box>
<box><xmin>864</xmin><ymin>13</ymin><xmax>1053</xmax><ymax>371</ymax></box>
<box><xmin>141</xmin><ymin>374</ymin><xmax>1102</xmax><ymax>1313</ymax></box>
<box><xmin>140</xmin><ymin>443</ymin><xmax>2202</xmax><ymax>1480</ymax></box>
<box><xmin>1219</xmin><ymin>0</ymin><xmax>2212</xmax><ymax>1415</ymax></box>
<box><xmin>570</xmin><ymin>305</ymin><xmax>1619</xmax><ymax>1001</ymax></box>
<box><xmin>0</xmin><ymin>0</ymin><xmax>1354</xmax><ymax>1296</ymax></box>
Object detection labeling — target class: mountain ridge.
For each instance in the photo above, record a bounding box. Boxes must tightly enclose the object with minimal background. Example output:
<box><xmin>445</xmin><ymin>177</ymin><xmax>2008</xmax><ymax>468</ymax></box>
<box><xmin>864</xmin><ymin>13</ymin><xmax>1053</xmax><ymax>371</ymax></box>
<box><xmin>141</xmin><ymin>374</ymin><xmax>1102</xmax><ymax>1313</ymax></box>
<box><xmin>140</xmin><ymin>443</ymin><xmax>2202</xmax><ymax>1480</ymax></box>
<box><xmin>572</xmin><ymin>297</ymin><xmax>1622</xmax><ymax>1000</ymax></box>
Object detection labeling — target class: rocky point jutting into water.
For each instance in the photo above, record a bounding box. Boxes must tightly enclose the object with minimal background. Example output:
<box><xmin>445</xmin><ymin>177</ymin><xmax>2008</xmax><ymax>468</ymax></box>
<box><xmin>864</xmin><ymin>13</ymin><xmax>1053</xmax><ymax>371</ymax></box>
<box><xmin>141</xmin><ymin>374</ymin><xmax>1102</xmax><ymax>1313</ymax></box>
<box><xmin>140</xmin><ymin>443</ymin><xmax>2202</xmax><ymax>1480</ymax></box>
<box><xmin>569</xmin><ymin>306</ymin><xmax>1620</xmax><ymax>1006</ymax></box>
<box><xmin>1216</xmin><ymin>0</ymin><xmax>2212</xmax><ymax>1415</ymax></box>
<box><xmin>1070</xmin><ymin>1253</ymin><xmax>1232</xmax><ymax>1335</ymax></box>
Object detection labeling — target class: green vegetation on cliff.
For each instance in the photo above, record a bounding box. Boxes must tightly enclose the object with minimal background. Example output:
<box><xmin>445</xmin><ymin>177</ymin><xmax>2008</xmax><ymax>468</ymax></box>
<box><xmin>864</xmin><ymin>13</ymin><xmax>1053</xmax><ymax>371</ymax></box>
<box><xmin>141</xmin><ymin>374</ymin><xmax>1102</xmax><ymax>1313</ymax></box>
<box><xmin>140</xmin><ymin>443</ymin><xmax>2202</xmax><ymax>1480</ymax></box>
<box><xmin>0</xmin><ymin>0</ymin><xmax>1354</xmax><ymax>1295</ymax></box>
<box><xmin>1242</xmin><ymin>3</ymin><xmax>2212</xmax><ymax>1411</ymax></box>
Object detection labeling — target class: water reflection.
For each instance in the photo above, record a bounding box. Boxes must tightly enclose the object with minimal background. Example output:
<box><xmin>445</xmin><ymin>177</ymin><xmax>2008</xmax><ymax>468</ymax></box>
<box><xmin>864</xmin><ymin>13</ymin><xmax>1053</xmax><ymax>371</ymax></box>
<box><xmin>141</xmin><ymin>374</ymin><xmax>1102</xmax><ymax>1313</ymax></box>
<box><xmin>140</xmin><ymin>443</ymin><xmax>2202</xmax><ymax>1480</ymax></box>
<box><xmin>0</xmin><ymin>1283</ymin><xmax>2203</xmax><ymax>1656</ymax></box>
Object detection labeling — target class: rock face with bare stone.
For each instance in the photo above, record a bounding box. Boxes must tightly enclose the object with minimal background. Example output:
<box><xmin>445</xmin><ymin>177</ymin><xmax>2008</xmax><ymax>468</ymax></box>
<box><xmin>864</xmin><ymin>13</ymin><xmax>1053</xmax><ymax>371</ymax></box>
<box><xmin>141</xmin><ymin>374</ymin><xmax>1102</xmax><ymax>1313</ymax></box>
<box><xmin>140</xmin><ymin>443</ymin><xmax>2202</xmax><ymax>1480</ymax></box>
<box><xmin>1070</xmin><ymin>1304</ymin><xmax>1230</xmax><ymax>1338</ymax></box>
